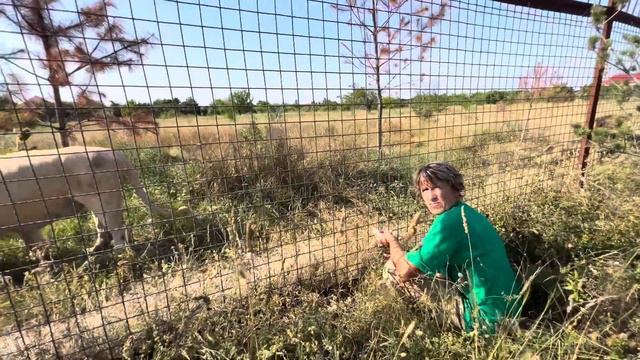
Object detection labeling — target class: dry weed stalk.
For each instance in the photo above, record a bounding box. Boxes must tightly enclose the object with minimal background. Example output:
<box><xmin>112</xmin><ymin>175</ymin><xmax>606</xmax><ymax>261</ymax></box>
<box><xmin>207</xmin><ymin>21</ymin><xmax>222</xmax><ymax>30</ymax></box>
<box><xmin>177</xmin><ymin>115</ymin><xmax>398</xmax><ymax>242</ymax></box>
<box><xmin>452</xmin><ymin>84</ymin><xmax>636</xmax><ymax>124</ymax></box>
<box><xmin>401</xmin><ymin>211</ymin><xmax>423</xmax><ymax>242</ymax></box>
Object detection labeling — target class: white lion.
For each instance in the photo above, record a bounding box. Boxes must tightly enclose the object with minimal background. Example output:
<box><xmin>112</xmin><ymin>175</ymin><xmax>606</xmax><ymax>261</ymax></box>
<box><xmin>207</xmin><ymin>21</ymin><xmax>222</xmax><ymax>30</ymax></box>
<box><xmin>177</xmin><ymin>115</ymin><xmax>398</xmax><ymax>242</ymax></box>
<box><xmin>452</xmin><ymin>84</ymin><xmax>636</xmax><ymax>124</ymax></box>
<box><xmin>0</xmin><ymin>146</ymin><xmax>169</xmax><ymax>261</ymax></box>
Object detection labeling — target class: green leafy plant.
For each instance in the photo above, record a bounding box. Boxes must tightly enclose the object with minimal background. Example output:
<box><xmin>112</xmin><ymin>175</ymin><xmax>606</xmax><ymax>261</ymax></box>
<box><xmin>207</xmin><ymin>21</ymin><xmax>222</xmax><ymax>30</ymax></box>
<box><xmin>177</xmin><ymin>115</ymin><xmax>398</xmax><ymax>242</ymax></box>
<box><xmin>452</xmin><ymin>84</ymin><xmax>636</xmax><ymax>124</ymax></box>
<box><xmin>410</xmin><ymin>94</ymin><xmax>448</xmax><ymax>120</ymax></box>
<box><xmin>583</xmin><ymin>1</ymin><xmax>640</xmax><ymax>158</ymax></box>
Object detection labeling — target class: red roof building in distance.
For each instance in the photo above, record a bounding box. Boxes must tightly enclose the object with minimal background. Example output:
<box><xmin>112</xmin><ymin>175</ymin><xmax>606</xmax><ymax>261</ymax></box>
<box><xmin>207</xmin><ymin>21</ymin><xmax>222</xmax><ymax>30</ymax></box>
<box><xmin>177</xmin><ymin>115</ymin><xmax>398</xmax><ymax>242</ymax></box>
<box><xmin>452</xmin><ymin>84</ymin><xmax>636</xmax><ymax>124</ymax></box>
<box><xmin>603</xmin><ymin>72</ymin><xmax>640</xmax><ymax>86</ymax></box>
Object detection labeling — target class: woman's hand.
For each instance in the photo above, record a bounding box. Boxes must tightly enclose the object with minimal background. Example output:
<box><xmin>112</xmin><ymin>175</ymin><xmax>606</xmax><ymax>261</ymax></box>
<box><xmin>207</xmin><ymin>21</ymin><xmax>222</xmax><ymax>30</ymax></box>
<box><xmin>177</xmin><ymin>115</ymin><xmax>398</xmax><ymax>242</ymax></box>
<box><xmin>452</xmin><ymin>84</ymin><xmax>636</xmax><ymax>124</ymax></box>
<box><xmin>374</xmin><ymin>228</ymin><xmax>419</xmax><ymax>282</ymax></box>
<box><xmin>375</xmin><ymin>229</ymin><xmax>397</xmax><ymax>248</ymax></box>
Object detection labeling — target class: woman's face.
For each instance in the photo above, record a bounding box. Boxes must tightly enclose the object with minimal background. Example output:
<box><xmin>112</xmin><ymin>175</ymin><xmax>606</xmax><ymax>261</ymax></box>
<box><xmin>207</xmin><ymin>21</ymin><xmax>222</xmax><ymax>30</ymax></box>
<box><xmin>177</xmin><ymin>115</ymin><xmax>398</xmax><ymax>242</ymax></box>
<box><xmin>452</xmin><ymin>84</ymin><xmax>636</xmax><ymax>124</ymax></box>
<box><xmin>418</xmin><ymin>177</ymin><xmax>460</xmax><ymax>215</ymax></box>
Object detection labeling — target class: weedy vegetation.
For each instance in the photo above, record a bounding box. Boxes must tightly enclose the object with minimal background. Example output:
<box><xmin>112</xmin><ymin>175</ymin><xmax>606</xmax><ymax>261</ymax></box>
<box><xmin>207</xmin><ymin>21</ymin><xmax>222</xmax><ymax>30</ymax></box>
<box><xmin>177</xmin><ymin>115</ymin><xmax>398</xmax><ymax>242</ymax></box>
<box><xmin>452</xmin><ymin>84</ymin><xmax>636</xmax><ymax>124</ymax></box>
<box><xmin>110</xmin><ymin>154</ymin><xmax>639</xmax><ymax>360</ymax></box>
<box><xmin>0</xmin><ymin>97</ymin><xmax>638</xmax><ymax>358</ymax></box>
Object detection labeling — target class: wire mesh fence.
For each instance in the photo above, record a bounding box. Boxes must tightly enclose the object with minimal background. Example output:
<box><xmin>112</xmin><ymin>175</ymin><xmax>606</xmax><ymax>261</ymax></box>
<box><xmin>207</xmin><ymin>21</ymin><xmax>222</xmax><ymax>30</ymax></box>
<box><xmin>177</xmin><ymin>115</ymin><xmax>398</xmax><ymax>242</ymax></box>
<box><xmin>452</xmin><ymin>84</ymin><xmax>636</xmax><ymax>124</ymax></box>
<box><xmin>0</xmin><ymin>0</ymin><xmax>638</xmax><ymax>357</ymax></box>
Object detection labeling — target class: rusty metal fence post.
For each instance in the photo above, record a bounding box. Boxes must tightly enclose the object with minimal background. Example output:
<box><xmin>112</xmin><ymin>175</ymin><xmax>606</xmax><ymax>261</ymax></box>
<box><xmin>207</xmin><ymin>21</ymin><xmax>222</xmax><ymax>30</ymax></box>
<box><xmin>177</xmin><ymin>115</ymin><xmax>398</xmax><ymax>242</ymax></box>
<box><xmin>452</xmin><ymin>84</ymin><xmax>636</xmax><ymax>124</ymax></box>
<box><xmin>577</xmin><ymin>0</ymin><xmax>614</xmax><ymax>188</ymax></box>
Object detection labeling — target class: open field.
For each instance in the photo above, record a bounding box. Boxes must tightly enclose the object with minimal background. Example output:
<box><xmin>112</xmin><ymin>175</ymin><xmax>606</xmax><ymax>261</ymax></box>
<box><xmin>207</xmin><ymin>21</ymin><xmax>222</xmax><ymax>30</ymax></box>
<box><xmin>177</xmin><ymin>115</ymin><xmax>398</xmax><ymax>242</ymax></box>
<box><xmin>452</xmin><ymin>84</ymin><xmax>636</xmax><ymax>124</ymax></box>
<box><xmin>3</xmin><ymin>98</ymin><xmax>629</xmax><ymax>198</ymax></box>
<box><xmin>5</xmin><ymin>99</ymin><xmax>627</xmax><ymax>155</ymax></box>
<box><xmin>0</xmin><ymin>98</ymin><xmax>638</xmax><ymax>358</ymax></box>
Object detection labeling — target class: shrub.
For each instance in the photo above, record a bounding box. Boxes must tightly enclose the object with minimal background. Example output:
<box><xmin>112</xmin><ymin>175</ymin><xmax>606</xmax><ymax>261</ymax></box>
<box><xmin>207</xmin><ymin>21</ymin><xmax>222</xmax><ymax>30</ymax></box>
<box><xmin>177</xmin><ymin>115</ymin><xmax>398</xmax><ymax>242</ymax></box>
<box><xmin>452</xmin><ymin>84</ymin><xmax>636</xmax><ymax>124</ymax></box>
<box><xmin>410</xmin><ymin>94</ymin><xmax>448</xmax><ymax>120</ymax></box>
<box><xmin>341</xmin><ymin>88</ymin><xmax>378</xmax><ymax>112</ymax></box>
<box><xmin>382</xmin><ymin>96</ymin><xmax>402</xmax><ymax>109</ymax></box>
<box><xmin>179</xmin><ymin>97</ymin><xmax>200</xmax><ymax>115</ymax></box>
<box><xmin>121</xmin><ymin>99</ymin><xmax>151</xmax><ymax>118</ymax></box>
<box><xmin>151</xmin><ymin>98</ymin><xmax>180</xmax><ymax>117</ymax></box>
<box><xmin>572</xmin><ymin>113</ymin><xmax>639</xmax><ymax>160</ymax></box>
<box><xmin>317</xmin><ymin>98</ymin><xmax>339</xmax><ymax>111</ymax></box>
<box><xmin>254</xmin><ymin>100</ymin><xmax>270</xmax><ymax>113</ymax></box>
<box><xmin>542</xmin><ymin>84</ymin><xmax>576</xmax><ymax>103</ymax></box>
<box><xmin>202</xmin><ymin>122</ymin><xmax>414</xmax><ymax>218</ymax></box>
<box><xmin>229</xmin><ymin>90</ymin><xmax>255</xmax><ymax>115</ymax></box>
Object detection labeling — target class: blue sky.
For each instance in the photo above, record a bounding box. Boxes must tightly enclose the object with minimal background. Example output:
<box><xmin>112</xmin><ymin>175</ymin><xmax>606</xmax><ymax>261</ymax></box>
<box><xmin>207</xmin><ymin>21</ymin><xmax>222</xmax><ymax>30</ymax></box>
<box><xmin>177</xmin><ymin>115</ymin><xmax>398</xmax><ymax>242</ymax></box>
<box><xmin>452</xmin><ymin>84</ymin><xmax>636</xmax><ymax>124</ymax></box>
<box><xmin>0</xmin><ymin>0</ymin><xmax>625</xmax><ymax>106</ymax></box>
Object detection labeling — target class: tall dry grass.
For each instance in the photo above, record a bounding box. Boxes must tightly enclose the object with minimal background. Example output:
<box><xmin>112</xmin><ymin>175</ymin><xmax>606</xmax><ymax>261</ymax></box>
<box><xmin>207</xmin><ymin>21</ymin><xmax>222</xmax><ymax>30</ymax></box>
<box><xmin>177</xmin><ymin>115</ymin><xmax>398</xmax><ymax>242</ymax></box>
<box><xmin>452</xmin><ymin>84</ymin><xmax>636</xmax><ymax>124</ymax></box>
<box><xmin>3</xmin><ymin>98</ymin><xmax>629</xmax><ymax>157</ymax></box>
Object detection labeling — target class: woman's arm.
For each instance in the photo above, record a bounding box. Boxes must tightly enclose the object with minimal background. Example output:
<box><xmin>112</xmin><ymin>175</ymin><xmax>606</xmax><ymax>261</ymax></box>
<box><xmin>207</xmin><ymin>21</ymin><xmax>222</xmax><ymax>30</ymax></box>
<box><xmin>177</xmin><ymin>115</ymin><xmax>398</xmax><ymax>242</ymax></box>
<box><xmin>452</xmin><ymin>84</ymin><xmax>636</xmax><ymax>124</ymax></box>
<box><xmin>376</xmin><ymin>230</ymin><xmax>420</xmax><ymax>282</ymax></box>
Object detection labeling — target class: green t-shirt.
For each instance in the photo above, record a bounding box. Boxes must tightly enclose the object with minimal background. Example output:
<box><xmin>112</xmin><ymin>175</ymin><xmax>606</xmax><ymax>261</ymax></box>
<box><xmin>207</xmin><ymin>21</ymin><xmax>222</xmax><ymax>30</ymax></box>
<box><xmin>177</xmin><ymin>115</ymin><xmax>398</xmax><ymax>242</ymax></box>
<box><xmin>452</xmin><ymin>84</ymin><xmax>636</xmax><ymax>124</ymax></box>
<box><xmin>406</xmin><ymin>201</ymin><xmax>522</xmax><ymax>333</ymax></box>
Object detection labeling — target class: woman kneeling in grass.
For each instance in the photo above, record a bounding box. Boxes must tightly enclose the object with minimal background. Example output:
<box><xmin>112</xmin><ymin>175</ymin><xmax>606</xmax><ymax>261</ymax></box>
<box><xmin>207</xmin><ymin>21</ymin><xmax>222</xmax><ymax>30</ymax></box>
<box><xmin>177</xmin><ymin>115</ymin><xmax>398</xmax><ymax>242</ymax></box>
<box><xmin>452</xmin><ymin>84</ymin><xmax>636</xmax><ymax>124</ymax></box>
<box><xmin>376</xmin><ymin>162</ymin><xmax>522</xmax><ymax>333</ymax></box>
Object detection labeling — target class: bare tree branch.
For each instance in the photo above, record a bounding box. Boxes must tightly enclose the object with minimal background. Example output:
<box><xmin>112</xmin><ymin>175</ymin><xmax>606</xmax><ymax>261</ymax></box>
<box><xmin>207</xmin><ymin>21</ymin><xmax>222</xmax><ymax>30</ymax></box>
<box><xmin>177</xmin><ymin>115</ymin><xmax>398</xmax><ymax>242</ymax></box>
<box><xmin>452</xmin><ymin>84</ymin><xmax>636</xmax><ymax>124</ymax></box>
<box><xmin>333</xmin><ymin>0</ymin><xmax>448</xmax><ymax>156</ymax></box>
<box><xmin>340</xmin><ymin>42</ymin><xmax>367</xmax><ymax>70</ymax></box>
<box><xmin>0</xmin><ymin>56</ymin><xmax>51</xmax><ymax>82</ymax></box>
<box><xmin>0</xmin><ymin>6</ymin><xmax>22</xmax><ymax>28</ymax></box>
<box><xmin>0</xmin><ymin>49</ymin><xmax>26</xmax><ymax>57</ymax></box>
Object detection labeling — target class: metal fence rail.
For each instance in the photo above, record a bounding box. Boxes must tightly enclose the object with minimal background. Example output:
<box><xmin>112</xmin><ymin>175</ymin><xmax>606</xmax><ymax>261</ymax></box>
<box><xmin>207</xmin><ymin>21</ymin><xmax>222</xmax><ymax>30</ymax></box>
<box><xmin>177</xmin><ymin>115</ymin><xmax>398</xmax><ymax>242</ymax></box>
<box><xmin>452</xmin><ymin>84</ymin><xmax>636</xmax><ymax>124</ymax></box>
<box><xmin>0</xmin><ymin>0</ymin><xmax>638</xmax><ymax>357</ymax></box>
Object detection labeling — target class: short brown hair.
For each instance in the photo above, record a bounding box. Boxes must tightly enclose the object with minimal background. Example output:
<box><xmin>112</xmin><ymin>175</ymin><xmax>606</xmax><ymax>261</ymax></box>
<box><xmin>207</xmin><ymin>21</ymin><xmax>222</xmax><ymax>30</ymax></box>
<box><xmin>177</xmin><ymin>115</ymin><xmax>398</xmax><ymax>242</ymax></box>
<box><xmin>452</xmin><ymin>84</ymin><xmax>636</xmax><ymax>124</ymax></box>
<box><xmin>414</xmin><ymin>162</ymin><xmax>465</xmax><ymax>196</ymax></box>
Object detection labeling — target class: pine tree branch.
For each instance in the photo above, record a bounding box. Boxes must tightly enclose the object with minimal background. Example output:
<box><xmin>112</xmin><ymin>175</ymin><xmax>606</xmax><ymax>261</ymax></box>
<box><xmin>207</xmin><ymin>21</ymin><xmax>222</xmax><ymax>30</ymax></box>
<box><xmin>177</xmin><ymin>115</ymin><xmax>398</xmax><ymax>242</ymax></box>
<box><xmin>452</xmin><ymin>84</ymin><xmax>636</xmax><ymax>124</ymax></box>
<box><xmin>0</xmin><ymin>57</ymin><xmax>50</xmax><ymax>82</ymax></box>
<box><xmin>66</xmin><ymin>37</ymin><xmax>150</xmax><ymax>77</ymax></box>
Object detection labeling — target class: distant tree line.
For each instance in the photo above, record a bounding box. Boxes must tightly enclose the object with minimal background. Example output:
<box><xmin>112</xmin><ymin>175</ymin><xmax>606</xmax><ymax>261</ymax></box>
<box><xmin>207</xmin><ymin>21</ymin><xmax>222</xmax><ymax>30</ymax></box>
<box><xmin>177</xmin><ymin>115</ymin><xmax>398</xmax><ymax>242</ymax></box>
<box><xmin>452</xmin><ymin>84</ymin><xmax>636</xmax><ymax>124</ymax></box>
<box><xmin>1</xmin><ymin>84</ymin><xmax>591</xmax><ymax>130</ymax></box>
